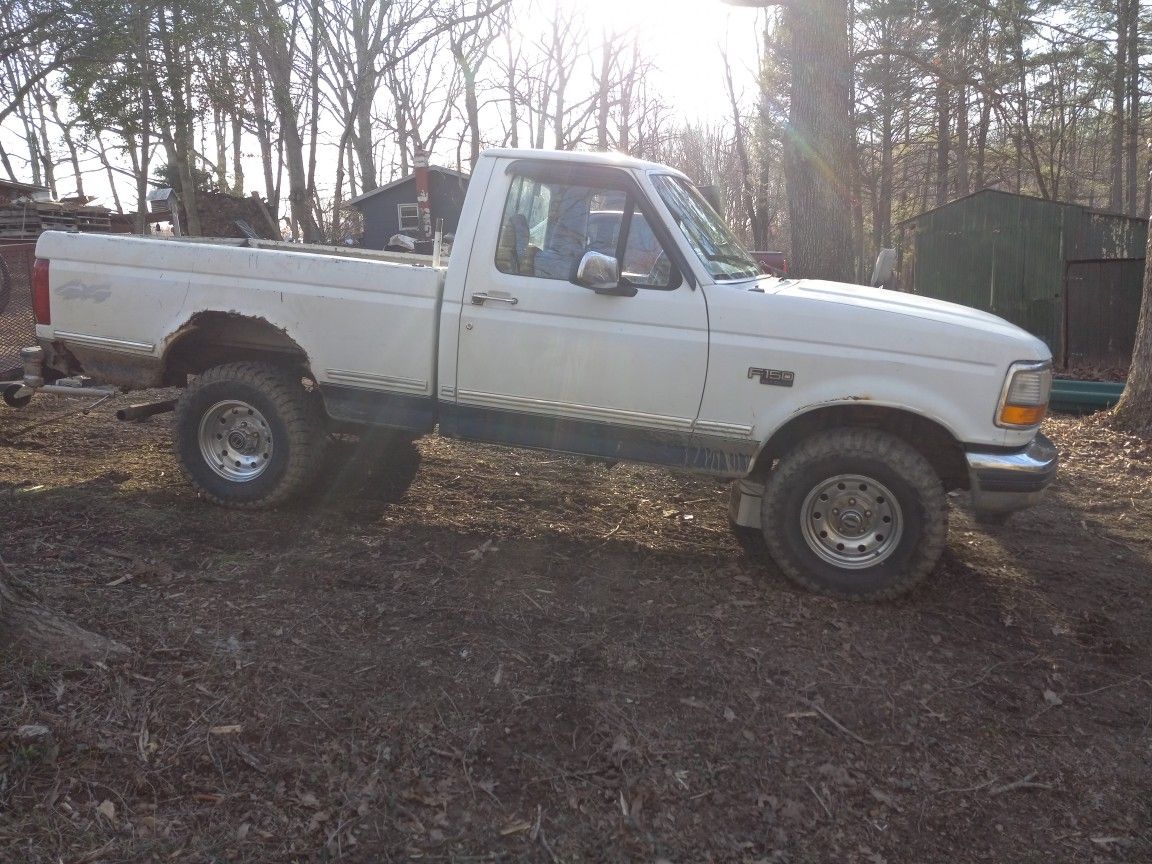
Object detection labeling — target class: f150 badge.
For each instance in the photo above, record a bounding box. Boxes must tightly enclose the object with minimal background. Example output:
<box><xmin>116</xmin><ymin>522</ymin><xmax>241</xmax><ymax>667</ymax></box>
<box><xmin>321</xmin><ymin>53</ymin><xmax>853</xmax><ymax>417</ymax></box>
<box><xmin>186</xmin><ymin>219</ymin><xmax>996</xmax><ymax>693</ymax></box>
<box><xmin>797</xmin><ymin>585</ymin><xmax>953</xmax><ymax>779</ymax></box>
<box><xmin>748</xmin><ymin>367</ymin><xmax>795</xmax><ymax>387</ymax></box>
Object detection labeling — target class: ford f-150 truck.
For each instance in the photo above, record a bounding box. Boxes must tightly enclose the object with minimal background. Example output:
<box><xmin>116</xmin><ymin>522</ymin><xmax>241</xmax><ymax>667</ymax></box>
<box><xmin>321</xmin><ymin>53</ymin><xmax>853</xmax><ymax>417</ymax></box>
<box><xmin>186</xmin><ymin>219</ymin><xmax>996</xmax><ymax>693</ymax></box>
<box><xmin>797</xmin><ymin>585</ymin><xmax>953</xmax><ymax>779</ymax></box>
<box><xmin>16</xmin><ymin>148</ymin><xmax>1057</xmax><ymax>599</ymax></box>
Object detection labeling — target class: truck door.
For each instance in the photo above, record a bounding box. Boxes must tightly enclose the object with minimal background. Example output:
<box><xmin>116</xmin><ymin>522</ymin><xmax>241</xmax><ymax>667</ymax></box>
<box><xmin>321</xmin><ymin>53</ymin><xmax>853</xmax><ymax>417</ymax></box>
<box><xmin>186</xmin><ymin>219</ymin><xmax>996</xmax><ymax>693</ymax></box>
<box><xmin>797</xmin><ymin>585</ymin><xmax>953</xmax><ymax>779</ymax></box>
<box><xmin>449</xmin><ymin>160</ymin><xmax>708</xmax><ymax>465</ymax></box>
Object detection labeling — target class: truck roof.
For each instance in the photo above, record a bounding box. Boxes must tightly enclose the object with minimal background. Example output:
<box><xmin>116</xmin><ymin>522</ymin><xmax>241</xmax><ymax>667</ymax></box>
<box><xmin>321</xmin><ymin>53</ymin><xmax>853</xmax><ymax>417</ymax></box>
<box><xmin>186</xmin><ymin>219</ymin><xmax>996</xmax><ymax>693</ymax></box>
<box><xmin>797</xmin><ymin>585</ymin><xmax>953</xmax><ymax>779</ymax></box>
<box><xmin>480</xmin><ymin>148</ymin><xmax>690</xmax><ymax>179</ymax></box>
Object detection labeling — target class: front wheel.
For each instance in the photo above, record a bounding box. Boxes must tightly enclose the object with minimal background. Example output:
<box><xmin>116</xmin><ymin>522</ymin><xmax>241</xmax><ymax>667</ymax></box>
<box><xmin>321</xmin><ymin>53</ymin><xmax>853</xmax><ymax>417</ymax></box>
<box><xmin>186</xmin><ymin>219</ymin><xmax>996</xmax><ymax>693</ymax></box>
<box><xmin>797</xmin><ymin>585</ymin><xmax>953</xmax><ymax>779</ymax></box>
<box><xmin>760</xmin><ymin>428</ymin><xmax>947</xmax><ymax>600</ymax></box>
<box><xmin>174</xmin><ymin>362</ymin><xmax>326</xmax><ymax>508</ymax></box>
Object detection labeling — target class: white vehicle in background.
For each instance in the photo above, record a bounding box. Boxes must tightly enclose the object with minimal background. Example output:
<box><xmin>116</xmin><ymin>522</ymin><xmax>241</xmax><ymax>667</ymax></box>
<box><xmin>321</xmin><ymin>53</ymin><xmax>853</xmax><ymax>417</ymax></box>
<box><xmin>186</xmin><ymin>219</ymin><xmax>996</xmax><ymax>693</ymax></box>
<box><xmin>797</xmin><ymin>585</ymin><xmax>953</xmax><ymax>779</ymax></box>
<box><xmin>14</xmin><ymin>148</ymin><xmax>1057</xmax><ymax>600</ymax></box>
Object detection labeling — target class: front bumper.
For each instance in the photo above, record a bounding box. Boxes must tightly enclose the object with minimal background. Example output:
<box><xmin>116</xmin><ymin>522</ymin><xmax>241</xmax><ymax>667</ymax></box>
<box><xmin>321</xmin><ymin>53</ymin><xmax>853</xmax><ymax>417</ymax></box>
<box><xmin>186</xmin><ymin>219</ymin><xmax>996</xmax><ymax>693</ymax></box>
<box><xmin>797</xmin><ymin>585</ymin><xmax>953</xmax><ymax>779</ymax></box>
<box><xmin>966</xmin><ymin>432</ymin><xmax>1058</xmax><ymax>514</ymax></box>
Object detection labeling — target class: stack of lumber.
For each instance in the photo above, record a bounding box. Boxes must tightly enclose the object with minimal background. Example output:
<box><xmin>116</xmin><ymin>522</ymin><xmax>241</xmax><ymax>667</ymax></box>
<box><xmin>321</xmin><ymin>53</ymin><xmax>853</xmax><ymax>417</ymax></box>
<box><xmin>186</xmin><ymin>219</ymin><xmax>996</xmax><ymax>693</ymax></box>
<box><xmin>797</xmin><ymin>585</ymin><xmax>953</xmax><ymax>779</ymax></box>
<box><xmin>72</xmin><ymin>205</ymin><xmax>111</xmax><ymax>233</ymax></box>
<box><xmin>0</xmin><ymin>202</ymin><xmax>70</xmax><ymax>238</ymax></box>
<box><xmin>0</xmin><ymin>200</ymin><xmax>112</xmax><ymax>239</ymax></box>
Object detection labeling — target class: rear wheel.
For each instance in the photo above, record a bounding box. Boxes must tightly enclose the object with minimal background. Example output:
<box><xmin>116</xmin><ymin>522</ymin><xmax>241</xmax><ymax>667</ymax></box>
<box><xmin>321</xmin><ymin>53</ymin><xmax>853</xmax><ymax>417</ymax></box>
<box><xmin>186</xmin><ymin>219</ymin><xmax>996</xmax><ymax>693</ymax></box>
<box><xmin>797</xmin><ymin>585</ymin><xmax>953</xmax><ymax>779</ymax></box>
<box><xmin>174</xmin><ymin>362</ymin><xmax>325</xmax><ymax>508</ymax></box>
<box><xmin>760</xmin><ymin>428</ymin><xmax>947</xmax><ymax>600</ymax></box>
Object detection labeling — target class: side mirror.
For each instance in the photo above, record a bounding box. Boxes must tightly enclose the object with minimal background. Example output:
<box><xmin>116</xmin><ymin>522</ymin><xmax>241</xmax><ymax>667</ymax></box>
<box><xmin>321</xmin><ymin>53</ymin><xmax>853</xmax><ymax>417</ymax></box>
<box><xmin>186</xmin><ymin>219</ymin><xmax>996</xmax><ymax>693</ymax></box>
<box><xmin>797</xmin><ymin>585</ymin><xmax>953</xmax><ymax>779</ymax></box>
<box><xmin>871</xmin><ymin>248</ymin><xmax>897</xmax><ymax>288</ymax></box>
<box><xmin>573</xmin><ymin>250</ymin><xmax>635</xmax><ymax>296</ymax></box>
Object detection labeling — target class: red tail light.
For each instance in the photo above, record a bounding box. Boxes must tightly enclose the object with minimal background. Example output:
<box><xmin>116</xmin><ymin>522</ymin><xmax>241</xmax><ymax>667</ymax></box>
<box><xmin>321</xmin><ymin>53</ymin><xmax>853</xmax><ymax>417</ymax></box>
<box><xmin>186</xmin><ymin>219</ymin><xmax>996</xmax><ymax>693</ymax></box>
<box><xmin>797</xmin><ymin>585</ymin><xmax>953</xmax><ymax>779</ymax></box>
<box><xmin>32</xmin><ymin>257</ymin><xmax>50</xmax><ymax>325</ymax></box>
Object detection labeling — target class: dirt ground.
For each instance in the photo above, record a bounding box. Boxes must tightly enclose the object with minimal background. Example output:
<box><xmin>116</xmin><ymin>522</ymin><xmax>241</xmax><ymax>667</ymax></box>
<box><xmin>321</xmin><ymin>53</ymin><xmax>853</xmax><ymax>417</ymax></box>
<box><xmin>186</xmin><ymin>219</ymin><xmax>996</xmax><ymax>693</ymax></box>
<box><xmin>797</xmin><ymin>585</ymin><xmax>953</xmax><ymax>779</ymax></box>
<box><xmin>1</xmin><ymin>394</ymin><xmax>1149</xmax><ymax>864</ymax></box>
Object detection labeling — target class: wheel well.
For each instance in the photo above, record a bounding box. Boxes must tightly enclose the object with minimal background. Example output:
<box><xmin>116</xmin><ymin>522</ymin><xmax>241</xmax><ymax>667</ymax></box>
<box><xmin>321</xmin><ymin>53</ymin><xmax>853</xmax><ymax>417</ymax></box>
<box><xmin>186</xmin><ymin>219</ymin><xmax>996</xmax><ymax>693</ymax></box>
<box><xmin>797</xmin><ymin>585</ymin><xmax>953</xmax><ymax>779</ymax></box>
<box><xmin>162</xmin><ymin>312</ymin><xmax>311</xmax><ymax>385</ymax></box>
<box><xmin>752</xmin><ymin>405</ymin><xmax>969</xmax><ymax>490</ymax></box>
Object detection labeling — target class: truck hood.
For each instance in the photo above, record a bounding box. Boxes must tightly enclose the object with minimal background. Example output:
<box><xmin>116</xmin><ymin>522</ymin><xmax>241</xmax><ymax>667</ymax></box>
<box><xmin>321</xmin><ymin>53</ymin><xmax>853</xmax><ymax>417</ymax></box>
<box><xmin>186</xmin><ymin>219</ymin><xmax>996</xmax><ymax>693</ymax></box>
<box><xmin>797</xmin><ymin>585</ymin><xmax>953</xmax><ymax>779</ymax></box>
<box><xmin>755</xmin><ymin>277</ymin><xmax>1050</xmax><ymax>363</ymax></box>
<box><xmin>768</xmin><ymin>278</ymin><xmax>1031</xmax><ymax>340</ymax></box>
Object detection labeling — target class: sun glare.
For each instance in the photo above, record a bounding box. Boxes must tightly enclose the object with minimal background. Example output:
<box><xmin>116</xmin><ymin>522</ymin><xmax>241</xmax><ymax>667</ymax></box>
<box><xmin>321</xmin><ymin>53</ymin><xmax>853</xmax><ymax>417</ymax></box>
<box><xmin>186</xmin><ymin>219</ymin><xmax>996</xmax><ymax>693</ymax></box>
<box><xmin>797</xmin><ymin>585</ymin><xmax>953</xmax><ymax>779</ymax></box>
<box><xmin>514</xmin><ymin>0</ymin><xmax>762</xmax><ymax>124</ymax></box>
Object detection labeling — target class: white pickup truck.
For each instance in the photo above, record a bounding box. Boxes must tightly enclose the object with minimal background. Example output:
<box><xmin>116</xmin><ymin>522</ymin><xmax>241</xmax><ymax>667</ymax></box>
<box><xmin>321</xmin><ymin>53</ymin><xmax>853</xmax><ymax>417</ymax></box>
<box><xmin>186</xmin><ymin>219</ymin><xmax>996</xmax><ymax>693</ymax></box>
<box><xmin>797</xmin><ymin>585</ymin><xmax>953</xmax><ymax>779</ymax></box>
<box><xmin>16</xmin><ymin>148</ymin><xmax>1057</xmax><ymax>599</ymax></box>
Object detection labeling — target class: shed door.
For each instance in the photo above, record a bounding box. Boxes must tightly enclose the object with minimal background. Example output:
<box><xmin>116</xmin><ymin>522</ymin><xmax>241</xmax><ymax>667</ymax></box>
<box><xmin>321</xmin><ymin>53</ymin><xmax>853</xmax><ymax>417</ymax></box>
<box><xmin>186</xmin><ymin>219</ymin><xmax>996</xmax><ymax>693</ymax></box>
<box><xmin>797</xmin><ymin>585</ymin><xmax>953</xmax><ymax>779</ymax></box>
<box><xmin>1064</xmin><ymin>259</ymin><xmax>1144</xmax><ymax>370</ymax></box>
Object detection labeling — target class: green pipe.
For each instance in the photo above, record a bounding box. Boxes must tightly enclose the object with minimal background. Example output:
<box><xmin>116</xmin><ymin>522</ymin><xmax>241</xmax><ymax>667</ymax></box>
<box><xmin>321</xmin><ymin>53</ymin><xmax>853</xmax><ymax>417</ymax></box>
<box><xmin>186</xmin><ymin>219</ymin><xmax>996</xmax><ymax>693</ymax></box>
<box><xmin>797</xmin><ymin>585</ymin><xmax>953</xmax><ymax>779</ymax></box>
<box><xmin>1049</xmin><ymin>379</ymin><xmax>1125</xmax><ymax>413</ymax></box>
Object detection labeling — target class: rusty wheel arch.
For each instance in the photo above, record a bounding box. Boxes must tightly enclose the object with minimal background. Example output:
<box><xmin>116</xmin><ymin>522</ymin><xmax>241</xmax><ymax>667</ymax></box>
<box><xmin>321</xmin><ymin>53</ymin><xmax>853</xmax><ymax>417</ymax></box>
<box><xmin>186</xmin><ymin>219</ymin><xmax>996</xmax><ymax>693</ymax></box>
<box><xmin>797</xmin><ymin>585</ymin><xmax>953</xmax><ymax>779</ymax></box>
<box><xmin>161</xmin><ymin>312</ymin><xmax>312</xmax><ymax>386</ymax></box>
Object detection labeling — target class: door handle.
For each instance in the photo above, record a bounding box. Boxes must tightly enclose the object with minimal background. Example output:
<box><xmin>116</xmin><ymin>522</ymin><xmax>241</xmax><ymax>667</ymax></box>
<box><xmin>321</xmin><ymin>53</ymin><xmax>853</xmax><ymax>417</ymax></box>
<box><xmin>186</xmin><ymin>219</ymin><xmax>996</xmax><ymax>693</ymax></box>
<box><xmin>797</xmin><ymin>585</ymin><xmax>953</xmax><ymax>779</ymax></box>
<box><xmin>471</xmin><ymin>292</ymin><xmax>519</xmax><ymax>306</ymax></box>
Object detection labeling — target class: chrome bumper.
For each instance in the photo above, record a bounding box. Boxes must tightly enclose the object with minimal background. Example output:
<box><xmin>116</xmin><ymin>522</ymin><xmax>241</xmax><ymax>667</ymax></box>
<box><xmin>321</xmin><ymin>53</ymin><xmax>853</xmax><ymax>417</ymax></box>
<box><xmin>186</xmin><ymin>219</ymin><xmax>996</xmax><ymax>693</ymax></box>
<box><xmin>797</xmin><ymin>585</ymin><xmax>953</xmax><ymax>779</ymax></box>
<box><xmin>966</xmin><ymin>433</ymin><xmax>1058</xmax><ymax>514</ymax></box>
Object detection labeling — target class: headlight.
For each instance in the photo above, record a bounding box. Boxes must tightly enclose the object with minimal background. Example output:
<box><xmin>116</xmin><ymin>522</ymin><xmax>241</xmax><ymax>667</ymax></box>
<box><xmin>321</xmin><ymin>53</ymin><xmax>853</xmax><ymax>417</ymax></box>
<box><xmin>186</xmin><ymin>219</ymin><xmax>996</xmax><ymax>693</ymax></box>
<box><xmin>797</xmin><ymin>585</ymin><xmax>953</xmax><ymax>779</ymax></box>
<box><xmin>996</xmin><ymin>361</ymin><xmax>1052</xmax><ymax>428</ymax></box>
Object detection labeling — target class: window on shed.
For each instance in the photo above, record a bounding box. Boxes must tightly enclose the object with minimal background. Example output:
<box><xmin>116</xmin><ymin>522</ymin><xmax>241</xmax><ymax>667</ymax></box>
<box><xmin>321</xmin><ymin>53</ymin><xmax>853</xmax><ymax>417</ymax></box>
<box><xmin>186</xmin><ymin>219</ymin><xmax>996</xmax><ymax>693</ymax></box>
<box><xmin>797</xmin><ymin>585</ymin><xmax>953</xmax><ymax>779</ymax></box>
<box><xmin>398</xmin><ymin>203</ymin><xmax>420</xmax><ymax>233</ymax></box>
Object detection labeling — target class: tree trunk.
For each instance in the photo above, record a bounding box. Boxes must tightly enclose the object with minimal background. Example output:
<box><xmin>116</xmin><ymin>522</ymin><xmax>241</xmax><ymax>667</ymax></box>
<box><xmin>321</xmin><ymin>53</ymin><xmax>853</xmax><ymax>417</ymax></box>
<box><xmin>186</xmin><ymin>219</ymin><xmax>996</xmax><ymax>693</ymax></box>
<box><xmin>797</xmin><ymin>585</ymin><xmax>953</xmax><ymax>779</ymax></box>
<box><xmin>723</xmin><ymin>48</ymin><xmax>763</xmax><ymax>248</ymax></box>
<box><xmin>92</xmin><ymin>134</ymin><xmax>123</xmax><ymax>213</ymax></box>
<box><xmin>1112</xmin><ymin>227</ymin><xmax>1152</xmax><ymax>432</ymax></box>
<box><xmin>231</xmin><ymin>111</ymin><xmax>244</xmax><ymax>195</ymax></box>
<box><xmin>781</xmin><ymin>0</ymin><xmax>855</xmax><ymax>282</ymax></box>
<box><xmin>874</xmin><ymin>103</ymin><xmax>893</xmax><ymax>251</ymax></box>
<box><xmin>0</xmin><ymin>565</ymin><xmax>128</xmax><ymax>664</ymax></box>
<box><xmin>504</xmin><ymin>30</ymin><xmax>519</xmax><ymax>148</ymax></box>
<box><xmin>159</xmin><ymin>4</ymin><xmax>202</xmax><ymax>235</ymax></box>
<box><xmin>135</xmin><ymin>1</ymin><xmax>151</xmax><ymax>234</ymax></box>
<box><xmin>533</xmin><ymin>77</ymin><xmax>551</xmax><ymax>150</ymax></box>
<box><xmin>32</xmin><ymin>96</ymin><xmax>57</xmax><ymax>198</ymax></box>
<box><xmin>46</xmin><ymin>94</ymin><xmax>84</xmax><ymax>199</ymax></box>
<box><xmin>1123</xmin><ymin>0</ymin><xmax>1139</xmax><ymax>216</ymax></box>
<box><xmin>974</xmin><ymin>94</ymin><xmax>990</xmax><ymax>191</ymax></box>
<box><xmin>955</xmin><ymin>84</ymin><xmax>969</xmax><ymax>196</ymax></box>
<box><xmin>934</xmin><ymin>77</ymin><xmax>950</xmax><ymax>205</ymax></box>
<box><xmin>14</xmin><ymin>100</ymin><xmax>42</xmax><ymax>187</ymax></box>
<box><xmin>346</xmin><ymin>139</ymin><xmax>357</xmax><ymax>199</ymax></box>
<box><xmin>453</xmin><ymin>50</ymin><xmax>481</xmax><ymax>169</ymax></box>
<box><xmin>260</xmin><ymin>46</ymin><xmax>320</xmax><ymax>240</ymax></box>
<box><xmin>1109</xmin><ymin>0</ymin><xmax>1127</xmax><ymax>212</ymax></box>
<box><xmin>972</xmin><ymin>17</ymin><xmax>990</xmax><ymax>193</ymax></box>
<box><xmin>305</xmin><ymin>0</ymin><xmax>321</xmax><ymax>232</ymax></box>
<box><xmin>213</xmin><ymin>104</ymin><xmax>228</xmax><ymax>191</ymax></box>
<box><xmin>595</xmin><ymin>38</ymin><xmax>613</xmax><ymax>151</ymax></box>
<box><xmin>0</xmin><ymin>139</ymin><xmax>15</xmax><ymax>182</ymax></box>
<box><xmin>248</xmin><ymin>50</ymin><xmax>277</xmax><ymax>205</ymax></box>
<box><xmin>871</xmin><ymin>16</ymin><xmax>893</xmax><ymax>252</ymax></box>
<box><xmin>280</xmin><ymin>112</ymin><xmax>320</xmax><ymax>242</ymax></box>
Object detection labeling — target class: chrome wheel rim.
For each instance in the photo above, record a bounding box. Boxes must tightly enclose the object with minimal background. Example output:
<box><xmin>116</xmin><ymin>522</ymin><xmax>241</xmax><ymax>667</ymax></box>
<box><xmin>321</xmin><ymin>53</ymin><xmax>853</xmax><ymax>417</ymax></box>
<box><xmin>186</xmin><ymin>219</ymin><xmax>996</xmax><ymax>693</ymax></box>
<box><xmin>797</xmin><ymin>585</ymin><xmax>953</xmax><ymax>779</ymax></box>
<box><xmin>799</xmin><ymin>473</ymin><xmax>902</xmax><ymax>569</ymax></box>
<box><xmin>198</xmin><ymin>400</ymin><xmax>274</xmax><ymax>482</ymax></box>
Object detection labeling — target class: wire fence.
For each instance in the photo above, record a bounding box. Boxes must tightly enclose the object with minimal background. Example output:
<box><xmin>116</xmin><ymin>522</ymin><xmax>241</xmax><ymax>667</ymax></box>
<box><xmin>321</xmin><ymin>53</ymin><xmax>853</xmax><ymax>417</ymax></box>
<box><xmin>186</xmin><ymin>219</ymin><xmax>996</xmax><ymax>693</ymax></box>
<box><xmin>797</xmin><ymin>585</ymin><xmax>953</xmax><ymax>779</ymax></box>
<box><xmin>0</xmin><ymin>242</ymin><xmax>35</xmax><ymax>378</ymax></box>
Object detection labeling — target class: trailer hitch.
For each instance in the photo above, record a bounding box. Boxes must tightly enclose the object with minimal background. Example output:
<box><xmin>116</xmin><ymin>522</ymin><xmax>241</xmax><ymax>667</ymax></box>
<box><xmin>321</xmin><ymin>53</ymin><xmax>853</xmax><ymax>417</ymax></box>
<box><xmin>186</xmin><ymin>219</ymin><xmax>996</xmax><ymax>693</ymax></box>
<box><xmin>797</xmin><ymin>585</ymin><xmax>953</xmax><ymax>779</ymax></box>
<box><xmin>2</xmin><ymin>345</ymin><xmax>119</xmax><ymax>409</ymax></box>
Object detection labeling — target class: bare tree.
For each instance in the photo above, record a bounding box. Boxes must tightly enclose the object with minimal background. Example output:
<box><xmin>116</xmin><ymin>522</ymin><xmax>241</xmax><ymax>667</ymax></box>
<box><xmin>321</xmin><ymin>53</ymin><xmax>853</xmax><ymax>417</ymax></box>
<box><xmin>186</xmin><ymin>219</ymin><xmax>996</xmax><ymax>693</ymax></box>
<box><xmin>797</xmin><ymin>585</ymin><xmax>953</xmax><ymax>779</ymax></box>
<box><xmin>382</xmin><ymin>33</ymin><xmax>462</xmax><ymax>176</ymax></box>
<box><xmin>722</xmin><ymin>45</ymin><xmax>766</xmax><ymax>248</ymax></box>
<box><xmin>248</xmin><ymin>0</ymin><xmax>321</xmax><ymax>241</ymax></box>
<box><xmin>444</xmin><ymin>0</ymin><xmax>510</xmax><ymax>169</ymax></box>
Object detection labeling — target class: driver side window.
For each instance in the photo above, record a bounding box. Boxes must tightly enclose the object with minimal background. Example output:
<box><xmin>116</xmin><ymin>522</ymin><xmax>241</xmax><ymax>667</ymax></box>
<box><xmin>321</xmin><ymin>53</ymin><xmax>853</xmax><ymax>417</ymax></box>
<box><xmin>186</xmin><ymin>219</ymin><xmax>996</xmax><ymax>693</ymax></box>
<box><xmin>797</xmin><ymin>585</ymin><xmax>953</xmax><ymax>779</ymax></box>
<box><xmin>494</xmin><ymin>174</ymin><xmax>674</xmax><ymax>289</ymax></box>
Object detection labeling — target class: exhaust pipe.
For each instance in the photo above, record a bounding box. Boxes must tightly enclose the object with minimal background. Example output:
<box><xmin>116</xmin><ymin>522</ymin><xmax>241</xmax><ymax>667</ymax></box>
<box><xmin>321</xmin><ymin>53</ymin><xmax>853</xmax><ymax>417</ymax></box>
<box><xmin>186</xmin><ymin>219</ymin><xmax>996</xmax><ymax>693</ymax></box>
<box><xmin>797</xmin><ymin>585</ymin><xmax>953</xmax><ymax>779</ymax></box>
<box><xmin>116</xmin><ymin>399</ymin><xmax>177</xmax><ymax>422</ymax></box>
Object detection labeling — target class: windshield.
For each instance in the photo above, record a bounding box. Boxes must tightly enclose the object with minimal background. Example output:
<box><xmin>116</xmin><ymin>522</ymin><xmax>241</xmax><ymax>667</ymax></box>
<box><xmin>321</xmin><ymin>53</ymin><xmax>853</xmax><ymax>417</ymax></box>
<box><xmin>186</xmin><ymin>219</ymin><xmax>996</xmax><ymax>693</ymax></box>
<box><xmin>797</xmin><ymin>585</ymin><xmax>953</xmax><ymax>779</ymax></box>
<box><xmin>651</xmin><ymin>174</ymin><xmax>760</xmax><ymax>281</ymax></box>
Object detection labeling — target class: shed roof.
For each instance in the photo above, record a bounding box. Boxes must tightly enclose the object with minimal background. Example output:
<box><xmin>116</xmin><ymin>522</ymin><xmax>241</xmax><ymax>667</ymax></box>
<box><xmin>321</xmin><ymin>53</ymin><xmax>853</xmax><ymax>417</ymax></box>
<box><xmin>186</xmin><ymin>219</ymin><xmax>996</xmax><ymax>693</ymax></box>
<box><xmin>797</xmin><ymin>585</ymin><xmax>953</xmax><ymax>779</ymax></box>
<box><xmin>347</xmin><ymin>166</ymin><xmax>469</xmax><ymax>207</ymax></box>
<box><xmin>0</xmin><ymin>177</ymin><xmax>49</xmax><ymax>195</ymax></box>
<box><xmin>895</xmin><ymin>187</ymin><xmax>1145</xmax><ymax>229</ymax></box>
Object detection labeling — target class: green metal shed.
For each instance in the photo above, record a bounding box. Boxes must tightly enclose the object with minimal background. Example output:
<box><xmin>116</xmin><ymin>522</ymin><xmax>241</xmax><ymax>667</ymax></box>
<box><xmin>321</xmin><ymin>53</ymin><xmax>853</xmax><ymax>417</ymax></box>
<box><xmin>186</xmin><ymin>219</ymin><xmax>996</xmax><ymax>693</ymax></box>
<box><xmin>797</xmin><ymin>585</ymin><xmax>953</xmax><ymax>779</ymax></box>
<box><xmin>896</xmin><ymin>189</ymin><xmax>1147</xmax><ymax>368</ymax></box>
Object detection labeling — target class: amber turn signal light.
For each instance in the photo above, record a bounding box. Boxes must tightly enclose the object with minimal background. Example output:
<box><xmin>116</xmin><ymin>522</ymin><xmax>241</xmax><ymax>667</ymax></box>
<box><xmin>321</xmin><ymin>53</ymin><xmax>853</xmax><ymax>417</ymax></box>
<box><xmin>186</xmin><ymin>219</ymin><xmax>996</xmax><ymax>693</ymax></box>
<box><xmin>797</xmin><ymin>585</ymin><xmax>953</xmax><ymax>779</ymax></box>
<box><xmin>999</xmin><ymin>404</ymin><xmax>1046</xmax><ymax>427</ymax></box>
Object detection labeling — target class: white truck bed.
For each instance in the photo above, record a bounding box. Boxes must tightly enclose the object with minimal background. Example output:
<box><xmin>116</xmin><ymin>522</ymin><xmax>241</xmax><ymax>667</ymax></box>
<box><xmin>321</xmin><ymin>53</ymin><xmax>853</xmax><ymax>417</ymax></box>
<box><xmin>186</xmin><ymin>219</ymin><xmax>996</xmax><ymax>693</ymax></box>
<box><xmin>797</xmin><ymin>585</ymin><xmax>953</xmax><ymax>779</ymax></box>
<box><xmin>35</xmin><ymin>231</ymin><xmax>445</xmax><ymax>401</ymax></box>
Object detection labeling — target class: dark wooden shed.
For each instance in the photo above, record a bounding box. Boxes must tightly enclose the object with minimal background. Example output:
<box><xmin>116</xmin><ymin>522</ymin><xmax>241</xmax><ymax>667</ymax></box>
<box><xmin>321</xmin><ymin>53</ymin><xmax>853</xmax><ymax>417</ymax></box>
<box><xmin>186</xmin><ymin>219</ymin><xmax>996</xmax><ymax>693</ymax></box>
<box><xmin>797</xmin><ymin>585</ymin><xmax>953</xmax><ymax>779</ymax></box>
<box><xmin>896</xmin><ymin>189</ymin><xmax>1147</xmax><ymax>369</ymax></box>
<box><xmin>347</xmin><ymin>166</ymin><xmax>469</xmax><ymax>250</ymax></box>
<box><xmin>0</xmin><ymin>178</ymin><xmax>48</xmax><ymax>207</ymax></box>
